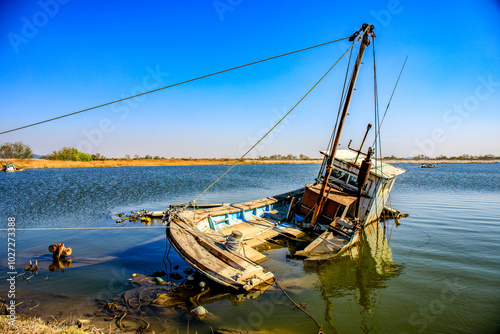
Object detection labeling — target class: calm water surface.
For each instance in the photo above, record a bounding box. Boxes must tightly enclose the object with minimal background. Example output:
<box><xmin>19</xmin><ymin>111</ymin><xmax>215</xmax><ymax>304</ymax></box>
<box><xmin>1</xmin><ymin>163</ymin><xmax>499</xmax><ymax>333</ymax></box>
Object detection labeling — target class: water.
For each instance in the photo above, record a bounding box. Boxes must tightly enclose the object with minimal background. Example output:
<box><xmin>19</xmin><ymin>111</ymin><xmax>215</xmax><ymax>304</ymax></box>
<box><xmin>1</xmin><ymin>163</ymin><xmax>499</xmax><ymax>333</ymax></box>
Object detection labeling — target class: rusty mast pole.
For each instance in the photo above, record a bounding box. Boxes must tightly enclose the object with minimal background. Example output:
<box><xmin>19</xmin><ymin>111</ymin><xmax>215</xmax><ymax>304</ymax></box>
<box><xmin>309</xmin><ymin>24</ymin><xmax>374</xmax><ymax>228</ymax></box>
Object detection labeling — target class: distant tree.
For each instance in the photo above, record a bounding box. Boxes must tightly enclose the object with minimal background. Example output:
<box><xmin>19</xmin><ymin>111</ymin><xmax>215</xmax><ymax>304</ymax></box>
<box><xmin>92</xmin><ymin>153</ymin><xmax>106</xmax><ymax>160</ymax></box>
<box><xmin>479</xmin><ymin>154</ymin><xmax>496</xmax><ymax>160</ymax></box>
<box><xmin>383</xmin><ymin>155</ymin><xmax>398</xmax><ymax>159</ymax></box>
<box><xmin>46</xmin><ymin>147</ymin><xmax>92</xmax><ymax>161</ymax></box>
<box><xmin>0</xmin><ymin>141</ymin><xmax>33</xmax><ymax>159</ymax></box>
<box><xmin>144</xmin><ymin>155</ymin><xmax>152</xmax><ymax>159</ymax></box>
<box><xmin>133</xmin><ymin>154</ymin><xmax>140</xmax><ymax>159</ymax></box>
<box><xmin>436</xmin><ymin>155</ymin><xmax>448</xmax><ymax>160</ymax></box>
<box><xmin>299</xmin><ymin>154</ymin><xmax>310</xmax><ymax>160</ymax></box>
<box><xmin>414</xmin><ymin>154</ymin><xmax>430</xmax><ymax>159</ymax></box>
<box><xmin>125</xmin><ymin>154</ymin><xmax>131</xmax><ymax>160</ymax></box>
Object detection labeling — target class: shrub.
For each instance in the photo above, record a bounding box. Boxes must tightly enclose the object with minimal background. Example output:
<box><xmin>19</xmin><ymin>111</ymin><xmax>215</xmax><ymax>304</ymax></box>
<box><xmin>46</xmin><ymin>147</ymin><xmax>93</xmax><ymax>161</ymax></box>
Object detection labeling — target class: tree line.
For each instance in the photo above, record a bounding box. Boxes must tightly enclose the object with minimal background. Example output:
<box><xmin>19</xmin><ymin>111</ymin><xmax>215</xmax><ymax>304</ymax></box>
<box><xmin>383</xmin><ymin>154</ymin><xmax>500</xmax><ymax>160</ymax></box>
<box><xmin>2</xmin><ymin>141</ymin><xmax>498</xmax><ymax>161</ymax></box>
<box><xmin>257</xmin><ymin>154</ymin><xmax>311</xmax><ymax>160</ymax></box>
<box><xmin>0</xmin><ymin>142</ymin><xmax>95</xmax><ymax>161</ymax></box>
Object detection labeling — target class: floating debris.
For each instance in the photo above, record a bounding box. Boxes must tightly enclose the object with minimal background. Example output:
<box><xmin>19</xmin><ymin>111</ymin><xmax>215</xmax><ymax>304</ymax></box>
<box><xmin>183</xmin><ymin>267</ymin><xmax>194</xmax><ymax>275</ymax></box>
<box><xmin>77</xmin><ymin>319</ymin><xmax>90</xmax><ymax>329</ymax></box>
<box><xmin>169</xmin><ymin>272</ymin><xmax>183</xmax><ymax>280</ymax></box>
<box><xmin>48</xmin><ymin>243</ymin><xmax>72</xmax><ymax>260</ymax></box>
<box><xmin>100</xmin><ymin>302</ymin><xmax>119</xmax><ymax>311</ymax></box>
<box><xmin>151</xmin><ymin>270</ymin><xmax>166</xmax><ymax>277</ymax></box>
<box><xmin>113</xmin><ymin>209</ymin><xmax>167</xmax><ymax>224</ymax></box>
<box><xmin>189</xmin><ymin>305</ymin><xmax>208</xmax><ymax>319</ymax></box>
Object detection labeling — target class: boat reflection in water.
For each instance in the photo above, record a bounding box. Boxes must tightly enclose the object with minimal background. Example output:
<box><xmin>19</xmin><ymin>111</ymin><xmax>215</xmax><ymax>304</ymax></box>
<box><xmin>304</xmin><ymin>220</ymin><xmax>403</xmax><ymax>332</ymax></box>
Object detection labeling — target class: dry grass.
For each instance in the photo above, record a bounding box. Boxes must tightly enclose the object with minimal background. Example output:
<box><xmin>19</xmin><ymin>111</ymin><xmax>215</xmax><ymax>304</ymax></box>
<box><xmin>1</xmin><ymin>158</ymin><xmax>322</xmax><ymax>170</ymax></box>
<box><xmin>0</xmin><ymin>315</ymin><xmax>102</xmax><ymax>334</ymax></box>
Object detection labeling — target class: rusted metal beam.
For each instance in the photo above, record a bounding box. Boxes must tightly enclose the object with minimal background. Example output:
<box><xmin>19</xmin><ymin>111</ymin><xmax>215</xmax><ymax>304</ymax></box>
<box><xmin>309</xmin><ymin>23</ymin><xmax>374</xmax><ymax>228</ymax></box>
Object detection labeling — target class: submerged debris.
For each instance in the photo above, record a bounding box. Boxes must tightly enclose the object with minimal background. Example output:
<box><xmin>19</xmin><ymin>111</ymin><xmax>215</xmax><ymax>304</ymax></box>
<box><xmin>189</xmin><ymin>305</ymin><xmax>208</xmax><ymax>319</ymax></box>
<box><xmin>48</xmin><ymin>243</ymin><xmax>72</xmax><ymax>260</ymax></box>
<box><xmin>151</xmin><ymin>270</ymin><xmax>166</xmax><ymax>277</ymax></box>
<box><xmin>113</xmin><ymin>209</ymin><xmax>167</xmax><ymax>224</ymax></box>
<box><xmin>169</xmin><ymin>272</ymin><xmax>183</xmax><ymax>280</ymax></box>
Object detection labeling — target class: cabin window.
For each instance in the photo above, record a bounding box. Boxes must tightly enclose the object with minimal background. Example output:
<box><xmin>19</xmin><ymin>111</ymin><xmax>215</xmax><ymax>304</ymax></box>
<box><xmin>330</xmin><ymin>168</ymin><xmax>369</xmax><ymax>192</ymax></box>
<box><xmin>331</xmin><ymin>169</ymin><xmax>345</xmax><ymax>179</ymax></box>
<box><xmin>348</xmin><ymin>175</ymin><xmax>359</xmax><ymax>187</ymax></box>
<box><xmin>339</xmin><ymin>173</ymin><xmax>348</xmax><ymax>182</ymax></box>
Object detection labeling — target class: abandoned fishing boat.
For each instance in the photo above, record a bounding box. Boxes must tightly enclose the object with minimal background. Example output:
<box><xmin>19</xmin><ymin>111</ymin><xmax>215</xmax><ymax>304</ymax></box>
<box><xmin>2</xmin><ymin>162</ymin><xmax>23</xmax><ymax>172</ymax></box>
<box><xmin>166</xmin><ymin>24</ymin><xmax>407</xmax><ymax>291</ymax></box>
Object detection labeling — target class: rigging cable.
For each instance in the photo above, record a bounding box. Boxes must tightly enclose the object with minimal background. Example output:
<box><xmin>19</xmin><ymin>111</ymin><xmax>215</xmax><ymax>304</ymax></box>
<box><xmin>371</xmin><ymin>32</ymin><xmax>383</xmax><ymax>223</ymax></box>
<box><xmin>317</xmin><ymin>41</ymin><xmax>355</xmax><ymax>181</ymax></box>
<box><xmin>0</xmin><ymin>37</ymin><xmax>349</xmax><ymax>136</ymax></box>
<box><xmin>182</xmin><ymin>40</ymin><xmax>361</xmax><ymax>209</ymax></box>
<box><xmin>372</xmin><ymin>55</ymin><xmax>408</xmax><ymax>145</ymax></box>
<box><xmin>372</xmin><ymin>34</ymin><xmax>382</xmax><ymax>164</ymax></box>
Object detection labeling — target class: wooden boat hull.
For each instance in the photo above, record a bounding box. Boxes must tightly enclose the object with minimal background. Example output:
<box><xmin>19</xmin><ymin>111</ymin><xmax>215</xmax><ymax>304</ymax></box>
<box><xmin>167</xmin><ymin>213</ymin><xmax>276</xmax><ymax>291</ymax></box>
<box><xmin>167</xmin><ymin>189</ymin><xmax>305</xmax><ymax>290</ymax></box>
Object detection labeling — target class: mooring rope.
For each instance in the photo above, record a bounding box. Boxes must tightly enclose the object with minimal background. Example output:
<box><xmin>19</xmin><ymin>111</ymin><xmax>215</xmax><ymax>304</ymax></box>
<box><xmin>275</xmin><ymin>279</ymin><xmax>323</xmax><ymax>332</ymax></box>
<box><xmin>0</xmin><ymin>37</ymin><xmax>349</xmax><ymax>135</ymax></box>
<box><xmin>0</xmin><ymin>226</ymin><xmax>166</xmax><ymax>231</ymax></box>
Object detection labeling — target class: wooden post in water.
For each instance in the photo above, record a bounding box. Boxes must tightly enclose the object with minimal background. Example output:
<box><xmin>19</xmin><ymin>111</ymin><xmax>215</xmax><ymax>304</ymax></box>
<box><xmin>309</xmin><ymin>23</ymin><xmax>374</xmax><ymax>228</ymax></box>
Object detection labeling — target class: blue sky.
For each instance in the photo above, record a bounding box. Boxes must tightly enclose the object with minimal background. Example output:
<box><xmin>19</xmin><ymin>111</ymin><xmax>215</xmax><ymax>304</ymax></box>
<box><xmin>1</xmin><ymin>0</ymin><xmax>499</xmax><ymax>158</ymax></box>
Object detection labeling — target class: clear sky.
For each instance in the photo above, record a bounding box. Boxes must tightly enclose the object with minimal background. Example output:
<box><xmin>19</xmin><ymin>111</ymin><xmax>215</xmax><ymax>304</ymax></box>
<box><xmin>1</xmin><ymin>0</ymin><xmax>499</xmax><ymax>158</ymax></box>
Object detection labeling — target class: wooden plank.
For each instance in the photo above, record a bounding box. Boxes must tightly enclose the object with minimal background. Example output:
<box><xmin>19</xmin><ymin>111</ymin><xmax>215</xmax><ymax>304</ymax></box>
<box><xmin>195</xmin><ymin>236</ymin><xmax>248</xmax><ymax>271</ymax></box>
<box><xmin>239</xmin><ymin>245</ymin><xmax>268</xmax><ymax>264</ymax></box>
<box><xmin>242</xmin><ymin>271</ymin><xmax>275</xmax><ymax>291</ymax></box>
<box><xmin>274</xmin><ymin>223</ymin><xmax>306</xmax><ymax>238</ymax></box>
<box><xmin>235</xmin><ymin>266</ymin><xmax>264</xmax><ymax>283</ymax></box>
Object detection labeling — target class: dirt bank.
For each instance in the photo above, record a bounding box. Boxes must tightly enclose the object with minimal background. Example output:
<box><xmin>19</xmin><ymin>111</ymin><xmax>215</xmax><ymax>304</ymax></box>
<box><xmin>1</xmin><ymin>158</ymin><xmax>322</xmax><ymax>170</ymax></box>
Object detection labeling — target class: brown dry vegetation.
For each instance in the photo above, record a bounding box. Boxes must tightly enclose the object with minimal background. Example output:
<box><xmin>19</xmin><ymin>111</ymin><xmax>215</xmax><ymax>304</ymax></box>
<box><xmin>0</xmin><ymin>315</ymin><xmax>101</xmax><ymax>334</ymax></box>
<box><xmin>1</xmin><ymin>158</ymin><xmax>322</xmax><ymax>170</ymax></box>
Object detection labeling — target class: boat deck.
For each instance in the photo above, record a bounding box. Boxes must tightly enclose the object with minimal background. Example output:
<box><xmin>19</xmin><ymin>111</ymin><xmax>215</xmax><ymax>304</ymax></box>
<box><xmin>168</xmin><ymin>218</ymin><xmax>275</xmax><ymax>290</ymax></box>
<box><xmin>218</xmin><ymin>216</ymin><xmax>280</xmax><ymax>248</ymax></box>
<box><xmin>217</xmin><ymin>215</ymin><xmax>306</xmax><ymax>248</ymax></box>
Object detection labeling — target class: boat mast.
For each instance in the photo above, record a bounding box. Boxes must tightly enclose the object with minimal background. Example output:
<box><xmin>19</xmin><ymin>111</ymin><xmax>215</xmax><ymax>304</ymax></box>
<box><xmin>309</xmin><ymin>23</ymin><xmax>374</xmax><ymax>228</ymax></box>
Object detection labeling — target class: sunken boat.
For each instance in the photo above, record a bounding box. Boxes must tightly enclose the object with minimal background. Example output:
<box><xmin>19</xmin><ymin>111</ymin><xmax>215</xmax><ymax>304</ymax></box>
<box><xmin>166</xmin><ymin>24</ymin><xmax>406</xmax><ymax>291</ymax></box>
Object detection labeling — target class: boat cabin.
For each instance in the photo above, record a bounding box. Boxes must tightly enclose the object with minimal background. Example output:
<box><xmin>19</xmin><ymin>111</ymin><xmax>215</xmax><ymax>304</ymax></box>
<box><xmin>300</xmin><ymin>149</ymin><xmax>406</xmax><ymax>227</ymax></box>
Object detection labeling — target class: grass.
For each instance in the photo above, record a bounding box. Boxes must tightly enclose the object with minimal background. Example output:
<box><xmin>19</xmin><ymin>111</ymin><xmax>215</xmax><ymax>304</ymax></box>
<box><xmin>0</xmin><ymin>315</ymin><xmax>103</xmax><ymax>334</ymax></box>
<box><xmin>0</xmin><ymin>158</ymin><xmax>322</xmax><ymax>170</ymax></box>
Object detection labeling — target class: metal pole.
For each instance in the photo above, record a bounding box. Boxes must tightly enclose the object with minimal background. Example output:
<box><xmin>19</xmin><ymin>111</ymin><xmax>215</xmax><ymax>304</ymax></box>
<box><xmin>309</xmin><ymin>24</ymin><xmax>373</xmax><ymax>228</ymax></box>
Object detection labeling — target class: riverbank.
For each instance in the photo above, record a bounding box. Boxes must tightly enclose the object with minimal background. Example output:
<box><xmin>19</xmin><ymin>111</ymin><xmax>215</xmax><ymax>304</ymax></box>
<box><xmin>1</xmin><ymin>158</ymin><xmax>498</xmax><ymax>170</ymax></box>
<box><xmin>0</xmin><ymin>158</ymin><xmax>322</xmax><ymax>169</ymax></box>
